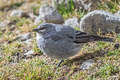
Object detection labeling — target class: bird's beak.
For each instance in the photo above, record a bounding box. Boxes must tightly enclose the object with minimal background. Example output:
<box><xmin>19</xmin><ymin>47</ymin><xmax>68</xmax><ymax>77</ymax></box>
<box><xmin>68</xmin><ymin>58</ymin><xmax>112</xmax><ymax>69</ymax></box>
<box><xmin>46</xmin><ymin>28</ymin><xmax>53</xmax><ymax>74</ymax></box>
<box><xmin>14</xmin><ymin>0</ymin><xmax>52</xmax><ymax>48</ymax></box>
<box><xmin>32</xmin><ymin>28</ymin><xmax>39</xmax><ymax>32</ymax></box>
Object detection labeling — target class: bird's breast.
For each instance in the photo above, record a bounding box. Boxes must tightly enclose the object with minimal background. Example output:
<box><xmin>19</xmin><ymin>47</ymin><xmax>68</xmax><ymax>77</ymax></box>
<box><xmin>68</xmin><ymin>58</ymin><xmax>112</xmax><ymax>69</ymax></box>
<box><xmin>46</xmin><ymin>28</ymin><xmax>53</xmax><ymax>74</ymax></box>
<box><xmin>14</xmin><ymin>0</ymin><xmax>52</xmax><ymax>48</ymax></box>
<box><xmin>36</xmin><ymin>34</ymin><xmax>82</xmax><ymax>59</ymax></box>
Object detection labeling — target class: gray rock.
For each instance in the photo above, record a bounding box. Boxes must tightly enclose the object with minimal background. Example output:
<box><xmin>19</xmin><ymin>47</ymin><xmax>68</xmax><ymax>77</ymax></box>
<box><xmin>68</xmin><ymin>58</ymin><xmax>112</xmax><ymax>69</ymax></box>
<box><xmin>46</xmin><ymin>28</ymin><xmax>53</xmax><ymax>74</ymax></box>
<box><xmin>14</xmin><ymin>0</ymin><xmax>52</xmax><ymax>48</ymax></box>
<box><xmin>10</xmin><ymin>10</ymin><xmax>28</xmax><ymax>18</ymax></box>
<box><xmin>80</xmin><ymin>59</ymin><xmax>95</xmax><ymax>70</ymax></box>
<box><xmin>24</xmin><ymin>50</ymin><xmax>34</xmax><ymax>56</ymax></box>
<box><xmin>64</xmin><ymin>17</ymin><xmax>80</xmax><ymax>28</ymax></box>
<box><xmin>28</xmin><ymin>13</ymin><xmax>37</xmax><ymax>20</ymax></box>
<box><xmin>17</xmin><ymin>32</ymin><xmax>31</xmax><ymax>41</ymax></box>
<box><xmin>80</xmin><ymin>10</ymin><xmax>120</xmax><ymax>34</ymax></box>
<box><xmin>0</xmin><ymin>20</ymin><xmax>11</xmax><ymax>27</ymax></box>
<box><xmin>34</xmin><ymin>16</ymin><xmax>42</xmax><ymax>25</ymax></box>
<box><xmin>8</xmin><ymin>32</ymin><xmax>31</xmax><ymax>43</ymax></box>
<box><xmin>37</xmin><ymin>4</ymin><xmax>64</xmax><ymax>24</ymax></box>
<box><xmin>114</xmin><ymin>11</ymin><xmax>120</xmax><ymax>17</ymax></box>
<box><xmin>23</xmin><ymin>39</ymin><xmax>32</xmax><ymax>46</ymax></box>
<box><xmin>52</xmin><ymin>0</ymin><xmax>100</xmax><ymax>11</ymax></box>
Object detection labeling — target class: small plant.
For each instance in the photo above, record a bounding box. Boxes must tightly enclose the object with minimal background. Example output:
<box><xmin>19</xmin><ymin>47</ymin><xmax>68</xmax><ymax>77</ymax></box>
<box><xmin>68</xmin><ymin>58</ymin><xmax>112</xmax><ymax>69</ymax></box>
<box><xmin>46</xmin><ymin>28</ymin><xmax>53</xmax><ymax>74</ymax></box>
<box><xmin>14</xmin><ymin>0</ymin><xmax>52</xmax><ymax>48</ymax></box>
<box><xmin>2</xmin><ymin>42</ymin><xmax>23</xmax><ymax>55</ymax></box>
<box><xmin>98</xmin><ymin>0</ymin><xmax>120</xmax><ymax>13</ymax></box>
<box><xmin>32</xmin><ymin>39</ymin><xmax>43</xmax><ymax>55</ymax></box>
<box><xmin>31</xmin><ymin>6</ymin><xmax>40</xmax><ymax>15</ymax></box>
<box><xmin>0</xmin><ymin>30</ymin><xmax>2</xmax><ymax>38</ymax></box>
<box><xmin>107</xmin><ymin>49</ymin><xmax>120</xmax><ymax>56</ymax></box>
<box><xmin>95</xmin><ymin>64</ymin><xmax>119</xmax><ymax>78</ymax></box>
<box><xmin>57</xmin><ymin>0</ymin><xmax>74</xmax><ymax>15</ymax></box>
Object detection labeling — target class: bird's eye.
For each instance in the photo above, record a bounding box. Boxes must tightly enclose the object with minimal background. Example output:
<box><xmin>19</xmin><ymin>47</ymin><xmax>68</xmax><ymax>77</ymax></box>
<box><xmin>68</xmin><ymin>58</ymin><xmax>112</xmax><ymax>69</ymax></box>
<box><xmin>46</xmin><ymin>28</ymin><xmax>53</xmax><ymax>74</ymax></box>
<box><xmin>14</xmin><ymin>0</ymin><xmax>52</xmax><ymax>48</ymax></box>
<box><xmin>39</xmin><ymin>27</ymin><xmax>46</xmax><ymax>33</ymax></box>
<box><xmin>40</xmin><ymin>27</ymin><xmax>45</xmax><ymax>30</ymax></box>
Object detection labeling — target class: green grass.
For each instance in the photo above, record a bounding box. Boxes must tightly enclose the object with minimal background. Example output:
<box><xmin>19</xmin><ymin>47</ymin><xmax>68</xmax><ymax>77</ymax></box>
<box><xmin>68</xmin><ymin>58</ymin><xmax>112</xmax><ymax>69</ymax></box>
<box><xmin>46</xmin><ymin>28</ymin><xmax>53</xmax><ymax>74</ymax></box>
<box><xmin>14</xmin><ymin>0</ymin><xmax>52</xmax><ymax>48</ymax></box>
<box><xmin>96</xmin><ymin>64</ymin><xmax>118</xmax><ymax>78</ymax></box>
<box><xmin>32</xmin><ymin>39</ymin><xmax>43</xmax><ymax>55</ymax></box>
<box><xmin>57</xmin><ymin>0</ymin><xmax>74</xmax><ymax>16</ymax></box>
<box><xmin>57</xmin><ymin>0</ymin><xmax>87</xmax><ymax>19</ymax></box>
<box><xmin>98</xmin><ymin>0</ymin><xmax>120</xmax><ymax>13</ymax></box>
<box><xmin>87</xmin><ymin>60</ymin><xmax>120</xmax><ymax>80</ymax></box>
<box><xmin>2</xmin><ymin>42</ymin><xmax>23</xmax><ymax>55</ymax></box>
<box><xmin>0</xmin><ymin>57</ymin><xmax>56</xmax><ymax>80</ymax></box>
<box><xmin>31</xmin><ymin>6</ymin><xmax>40</xmax><ymax>15</ymax></box>
<box><xmin>107</xmin><ymin>49</ymin><xmax>120</xmax><ymax>56</ymax></box>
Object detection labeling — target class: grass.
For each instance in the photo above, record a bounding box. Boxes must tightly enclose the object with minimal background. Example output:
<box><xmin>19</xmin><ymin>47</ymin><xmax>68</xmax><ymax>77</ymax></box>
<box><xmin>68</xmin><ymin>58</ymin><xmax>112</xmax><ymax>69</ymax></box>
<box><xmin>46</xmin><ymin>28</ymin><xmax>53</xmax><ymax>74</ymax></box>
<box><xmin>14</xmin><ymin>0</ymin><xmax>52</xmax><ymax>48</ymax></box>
<box><xmin>96</xmin><ymin>64</ymin><xmax>119</xmax><ymax>77</ymax></box>
<box><xmin>0</xmin><ymin>0</ymin><xmax>120</xmax><ymax>80</ymax></box>
<box><xmin>3</xmin><ymin>42</ymin><xmax>22</xmax><ymax>55</ymax></box>
<box><xmin>98</xmin><ymin>0</ymin><xmax>120</xmax><ymax>13</ymax></box>
<box><xmin>87</xmin><ymin>56</ymin><xmax>120</xmax><ymax>79</ymax></box>
<box><xmin>57</xmin><ymin>0</ymin><xmax>87</xmax><ymax>19</ymax></box>
<box><xmin>0</xmin><ymin>57</ymin><xmax>55</xmax><ymax>80</ymax></box>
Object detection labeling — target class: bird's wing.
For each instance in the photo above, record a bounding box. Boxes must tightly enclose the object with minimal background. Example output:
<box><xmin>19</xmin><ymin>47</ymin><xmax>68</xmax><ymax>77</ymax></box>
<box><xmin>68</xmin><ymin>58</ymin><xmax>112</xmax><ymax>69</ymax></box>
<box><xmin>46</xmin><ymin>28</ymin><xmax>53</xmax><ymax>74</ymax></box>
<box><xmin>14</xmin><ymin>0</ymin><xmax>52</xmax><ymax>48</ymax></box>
<box><xmin>49</xmin><ymin>34</ymin><xmax>62</xmax><ymax>41</ymax></box>
<box><xmin>54</xmin><ymin>25</ymin><xmax>113</xmax><ymax>43</ymax></box>
<box><xmin>55</xmin><ymin>25</ymin><xmax>75</xmax><ymax>40</ymax></box>
<box><xmin>75</xmin><ymin>30</ymin><xmax>88</xmax><ymax>36</ymax></box>
<box><xmin>74</xmin><ymin>31</ymin><xmax>92</xmax><ymax>43</ymax></box>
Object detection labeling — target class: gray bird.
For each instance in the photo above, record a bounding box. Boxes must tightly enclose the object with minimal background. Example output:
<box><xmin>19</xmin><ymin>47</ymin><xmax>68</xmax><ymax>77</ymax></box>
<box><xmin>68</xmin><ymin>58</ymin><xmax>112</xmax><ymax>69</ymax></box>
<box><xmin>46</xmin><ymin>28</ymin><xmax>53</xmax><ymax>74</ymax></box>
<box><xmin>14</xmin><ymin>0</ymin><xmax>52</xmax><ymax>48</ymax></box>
<box><xmin>33</xmin><ymin>23</ymin><xmax>114</xmax><ymax>66</ymax></box>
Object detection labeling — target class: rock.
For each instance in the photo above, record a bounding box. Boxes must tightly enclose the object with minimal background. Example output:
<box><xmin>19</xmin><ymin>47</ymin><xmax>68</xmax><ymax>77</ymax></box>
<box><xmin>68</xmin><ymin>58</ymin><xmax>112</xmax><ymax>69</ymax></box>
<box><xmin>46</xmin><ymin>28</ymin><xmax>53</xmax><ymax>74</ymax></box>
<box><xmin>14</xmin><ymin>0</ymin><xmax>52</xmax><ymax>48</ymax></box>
<box><xmin>80</xmin><ymin>59</ymin><xmax>95</xmax><ymax>70</ymax></box>
<box><xmin>17</xmin><ymin>32</ymin><xmax>31</xmax><ymax>41</ymax></box>
<box><xmin>0</xmin><ymin>20</ymin><xmax>11</xmax><ymax>27</ymax></box>
<box><xmin>34</xmin><ymin>16</ymin><xmax>42</xmax><ymax>25</ymax></box>
<box><xmin>28</xmin><ymin>13</ymin><xmax>37</xmax><ymax>20</ymax></box>
<box><xmin>114</xmin><ymin>11</ymin><xmax>120</xmax><ymax>17</ymax></box>
<box><xmin>24</xmin><ymin>50</ymin><xmax>34</xmax><ymax>56</ymax></box>
<box><xmin>80</xmin><ymin>10</ymin><xmax>120</xmax><ymax>34</ymax></box>
<box><xmin>37</xmin><ymin>4</ymin><xmax>64</xmax><ymax>24</ymax></box>
<box><xmin>8</xmin><ymin>31</ymin><xmax>31</xmax><ymax>43</ymax></box>
<box><xmin>52</xmin><ymin>0</ymin><xmax>100</xmax><ymax>11</ymax></box>
<box><xmin>23</xmin><ymin>39</ymin><xmax>32</xmax><ymax>46</ymax></box>
<box><xmin>64</xmin><ymin>17</ymin><xmax>80</xmax><ymax>29</ymax></box>
<box><xmin>10</xmin><ymin>10</ymin><xmax>28</xmax><ymax>18</ymax></box>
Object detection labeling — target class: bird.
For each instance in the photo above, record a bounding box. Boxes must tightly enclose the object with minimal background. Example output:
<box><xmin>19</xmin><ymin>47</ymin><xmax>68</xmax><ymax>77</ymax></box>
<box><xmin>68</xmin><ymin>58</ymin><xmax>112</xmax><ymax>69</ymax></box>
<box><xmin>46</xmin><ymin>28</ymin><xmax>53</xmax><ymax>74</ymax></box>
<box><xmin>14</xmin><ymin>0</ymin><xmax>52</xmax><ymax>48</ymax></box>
<box><xmin>33</xmin><ymin>23</ymin><xmax>114</xmax><ymax>66</ymax></box>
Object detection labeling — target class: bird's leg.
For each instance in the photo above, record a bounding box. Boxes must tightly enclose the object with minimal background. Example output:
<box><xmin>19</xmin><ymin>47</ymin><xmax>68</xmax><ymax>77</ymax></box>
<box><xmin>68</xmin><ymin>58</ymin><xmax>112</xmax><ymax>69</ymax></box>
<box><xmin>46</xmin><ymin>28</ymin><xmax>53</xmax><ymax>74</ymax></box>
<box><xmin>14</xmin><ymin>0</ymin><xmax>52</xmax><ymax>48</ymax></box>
<box><xmin>56</xmin><ymin>59</ymin><xmax>64</xmax><ymax>67</ymax></box>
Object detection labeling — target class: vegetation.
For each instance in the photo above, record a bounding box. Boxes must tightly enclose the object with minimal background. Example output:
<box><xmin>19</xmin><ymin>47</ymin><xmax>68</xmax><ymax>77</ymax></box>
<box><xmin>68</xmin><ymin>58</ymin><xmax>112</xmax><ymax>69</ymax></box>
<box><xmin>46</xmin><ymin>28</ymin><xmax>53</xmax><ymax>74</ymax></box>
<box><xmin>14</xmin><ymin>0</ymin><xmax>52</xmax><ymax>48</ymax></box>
<box><xmin>0</xmin><ymin>0</ymin><xmax>120</xmax><ymax>80</ymax></box>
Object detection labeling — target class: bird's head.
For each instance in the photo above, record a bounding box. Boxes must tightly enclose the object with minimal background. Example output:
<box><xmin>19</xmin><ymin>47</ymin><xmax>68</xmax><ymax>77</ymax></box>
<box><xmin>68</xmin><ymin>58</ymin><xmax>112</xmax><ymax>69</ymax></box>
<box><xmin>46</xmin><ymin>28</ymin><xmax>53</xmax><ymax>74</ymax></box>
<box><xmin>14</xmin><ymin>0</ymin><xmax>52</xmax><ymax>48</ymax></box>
<box><xmin>33</xmin><ymin>23</ymin><xmax>55</xmax><ymax>35</ymax></box>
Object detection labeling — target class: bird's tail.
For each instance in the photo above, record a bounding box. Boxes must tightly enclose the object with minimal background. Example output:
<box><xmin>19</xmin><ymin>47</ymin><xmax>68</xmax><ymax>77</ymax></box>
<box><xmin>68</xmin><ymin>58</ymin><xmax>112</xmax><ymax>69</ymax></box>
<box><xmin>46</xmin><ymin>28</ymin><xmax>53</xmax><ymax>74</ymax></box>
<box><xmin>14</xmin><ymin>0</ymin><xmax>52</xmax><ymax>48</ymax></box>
<box><xmin>74</xmin><ymin>35</ymin><xmax>114</xmax><ymax>43</ymax></box>
<box><xmin>90</xmin><ymin>35</ymin><xmax>114</xmax><ymax>42</ymax></box>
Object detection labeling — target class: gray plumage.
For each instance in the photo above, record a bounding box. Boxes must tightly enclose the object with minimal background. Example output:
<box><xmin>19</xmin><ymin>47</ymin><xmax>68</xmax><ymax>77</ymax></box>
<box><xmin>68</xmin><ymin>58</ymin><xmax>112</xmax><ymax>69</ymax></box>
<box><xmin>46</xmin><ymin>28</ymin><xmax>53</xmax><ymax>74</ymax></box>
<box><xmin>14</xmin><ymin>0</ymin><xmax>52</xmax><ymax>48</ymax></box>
<box><xmin>33</xmin><ymin>23</ymin><xmax>114</xmax><ymax>60</ymax></box>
